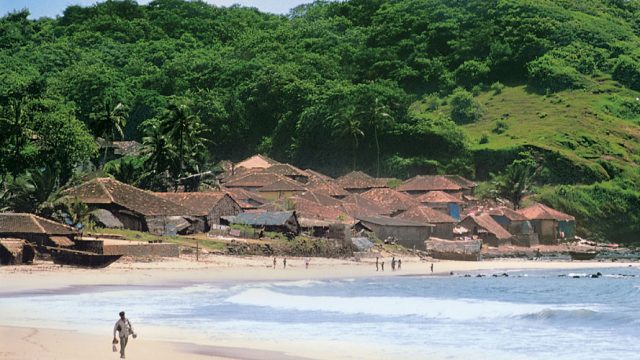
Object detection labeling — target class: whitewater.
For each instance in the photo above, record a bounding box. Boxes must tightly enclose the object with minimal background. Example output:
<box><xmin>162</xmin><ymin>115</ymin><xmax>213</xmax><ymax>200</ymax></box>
<box><xmin>0</xmin><ymin>267</ymin><xmax>638</xmax><ymax>359</ymax></box>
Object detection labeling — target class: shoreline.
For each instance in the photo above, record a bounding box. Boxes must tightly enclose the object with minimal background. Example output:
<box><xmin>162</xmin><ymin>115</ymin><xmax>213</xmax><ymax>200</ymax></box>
<box><xmin>1</xmin><ymin>255</ymin><xmax>637</xmax><ymax>360</ymax></box>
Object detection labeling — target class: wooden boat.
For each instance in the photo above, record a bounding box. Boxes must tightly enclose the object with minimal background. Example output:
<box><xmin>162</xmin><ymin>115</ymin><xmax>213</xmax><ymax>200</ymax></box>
<box><xmin>48</xmin><ymin>247</ymin><xmax>122</xmax><ymax>268</ymax></box>
<box><xmin>569</xmin><ymin>250</ymin><xmax>599</xmax><ymax>261</ymax></box>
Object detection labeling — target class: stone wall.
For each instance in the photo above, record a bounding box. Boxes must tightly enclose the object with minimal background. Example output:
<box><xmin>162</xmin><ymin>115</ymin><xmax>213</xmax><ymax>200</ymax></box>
<box><xmin>103</xmin><ymin>243</ymin><xmax>179</xmax><ymax>257</ymax></box>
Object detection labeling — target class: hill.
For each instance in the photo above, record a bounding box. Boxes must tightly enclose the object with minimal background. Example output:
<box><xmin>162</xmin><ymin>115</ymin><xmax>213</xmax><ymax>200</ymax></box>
<box><xmin>2</xmin><ymin>0</ymin><xmax>640</xmax><ymax>243</ymax></box>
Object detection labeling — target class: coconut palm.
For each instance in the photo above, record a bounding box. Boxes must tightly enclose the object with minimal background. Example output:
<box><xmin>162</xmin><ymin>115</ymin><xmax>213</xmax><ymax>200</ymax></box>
<box><xmin>331</xmin><ymin>107</ymin><xmax>364</xmax><ymax>171</ymax></box>
<box><xmin>100</xmin><ymin>99</ymin><xmax>127</xmax><ymax>167</ymax></box>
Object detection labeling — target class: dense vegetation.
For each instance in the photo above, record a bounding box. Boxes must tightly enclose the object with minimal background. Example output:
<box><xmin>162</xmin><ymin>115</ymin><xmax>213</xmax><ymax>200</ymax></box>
<box><xmin>2</xmin><ymin>0</ymin><xmax>640</xmax><ymax>243</ymax></box>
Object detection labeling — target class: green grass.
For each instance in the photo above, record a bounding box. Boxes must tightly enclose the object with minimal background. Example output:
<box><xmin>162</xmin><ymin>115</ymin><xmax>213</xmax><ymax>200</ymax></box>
<box><xmin>89</xmin><ymin>228</ymin><xmax>227</xmax><ymax>252</ymax></box>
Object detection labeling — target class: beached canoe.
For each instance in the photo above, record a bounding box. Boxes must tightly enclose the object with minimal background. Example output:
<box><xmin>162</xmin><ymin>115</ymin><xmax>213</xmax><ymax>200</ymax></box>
<box><xmin>569</xmin><ymin>250</ymin><xmax>599</xmax><ymax>261</ymax></box>
<box><xmin>48</xmin><ymin>247</ymin><xmax>122</xmax><ymax>268</ymax></box>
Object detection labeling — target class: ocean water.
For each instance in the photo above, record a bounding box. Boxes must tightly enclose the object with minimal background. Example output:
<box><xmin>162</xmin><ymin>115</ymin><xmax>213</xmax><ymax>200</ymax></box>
<box><xmin>1</xmin><ymin>267</ymin><xmax>639</xmax><ymax>359</ymax></box>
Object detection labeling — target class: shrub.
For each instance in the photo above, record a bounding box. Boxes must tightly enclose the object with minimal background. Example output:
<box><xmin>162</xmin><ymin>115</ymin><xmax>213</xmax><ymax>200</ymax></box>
<box><xmin>454</xmin><ymin>60</ymin><xmax>490</xmax><ymax>89</ymax></box>
<box><xmin>492</xmin><ymin>120</ymin><xmax>509</xmax><ymax>134</ymax></box>
<box><xmin>612</xmin><ymin>55</ymin><xmax>640</xmax><ymax>90</ymax></box>
<box><xmin>490</xmin><ymin>81</ymin><xmax>505</xmax><ymax>95</ymax></box>
<box><xmin>479</xmin><ymin>133</ymin><xmax>489</xmax><ymax>144</ymax></box>
<box><xmin>527</xmin><ymin>54</ymin><xmax>584</xmax><ymax>92</ymax></box>
<box><xmin>449</xmin><ymin>88</ymin><xmax>484</xmax><ymax>124</ymax></box>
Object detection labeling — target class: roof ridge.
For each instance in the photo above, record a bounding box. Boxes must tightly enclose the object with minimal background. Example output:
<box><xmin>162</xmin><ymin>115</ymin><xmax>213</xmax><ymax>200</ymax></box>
<box><xmin>30</xmin><ymin>214</ymin><xmax>47</xmax><ymax>234</ymax></box>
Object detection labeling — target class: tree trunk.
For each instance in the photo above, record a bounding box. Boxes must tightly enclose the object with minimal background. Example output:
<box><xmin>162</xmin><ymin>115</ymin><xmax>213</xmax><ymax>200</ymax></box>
<box><xmin>374</xmin><ymin>125</ymin><xmax>380</xmax><ymax>178</ymax></box>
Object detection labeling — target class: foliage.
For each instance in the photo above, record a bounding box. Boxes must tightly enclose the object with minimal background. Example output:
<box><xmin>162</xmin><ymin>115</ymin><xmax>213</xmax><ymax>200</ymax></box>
<box><xmin>491</xmin><ymin>152</ymin><xmax>537</xmax><ymax>209</ymax></box>
<box><xmin>527</xmin><ymin>54</ymin><xmax>585</xmax><ymax>92</ymax></box>
<box><xmin>449</xmin><ymin>88</ymin><xmax>484</xmax><ymax>124</ymax></box>
<box><xmin>612</xmin><ymin>55</ymin><xmax>640</xmax><ymax>90</ymax></box>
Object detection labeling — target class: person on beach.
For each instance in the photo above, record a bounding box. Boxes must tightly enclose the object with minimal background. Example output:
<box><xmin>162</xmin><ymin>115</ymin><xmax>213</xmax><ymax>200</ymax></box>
<box><xmin>381</xmin><ymin>261</ymin><xmax>385</xmax><ymax>271</ymax></box>
<box><xmin>375</xmin><ymin>257</ymin><xmax>379</xmax><ymax>271</ymax></box>
<box><xmin>273</xmin><ymin>257</ymin><xmax>277</xmax><ymax>268</ymax></box>
<box><xmin>398</xmin><ymin>259</ymin><xmax>401</xmax><ymax>270</ymax></box>
<box><xmin>305</xmin><ymin>257</ymin><xmax>310</xmax><ymax>269</ymax></box>
<box><xmin>113</xmin><ymin>311</ymin><xmax>136</xmax><ymax>359</ymax></box>
<box><xmin>430</xmin><ymin>263</ymin><xmax>434</xmax><ymax>273</ymax></box>
<box><xmin>283</xmin><ymin>257</ymin><xmax>287</xmax><ymax>269</ymax></box>
<box><xmin>391</xmin><ymin>257</ymin><xmax>396</xmax><ymax>271</ymax></box>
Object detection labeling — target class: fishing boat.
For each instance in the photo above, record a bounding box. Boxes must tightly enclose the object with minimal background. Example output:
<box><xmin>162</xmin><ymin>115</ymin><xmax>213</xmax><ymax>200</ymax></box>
<box><xmin>568</xmin><ymin>250</ymin><xmax>599</xmax><ymax>261</ymax></box>
<box><xmin>48</xmin><ymin>247</ymin><xmax>122</xmax><ymax>268</ymax></box>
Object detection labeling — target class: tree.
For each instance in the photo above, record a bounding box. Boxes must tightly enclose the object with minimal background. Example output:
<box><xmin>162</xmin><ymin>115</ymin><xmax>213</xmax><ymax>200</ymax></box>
<box><xmin>99</xmin><ymin>99</ymin><xmax>128</xmax><ymax>167</ymax></box>
<box><xmin>492</xmin><ymin>152</ymin><xmax>537</xmax><ymax>209</ymax></box>
<box><xmin>330</xmin><ymin>107</ymin><xmax>364</xmax><ymax>171</ymax></box>
<box><xmin>449</xmin><ymin>88</ymin><xmax>484</xmax><ymax>124</ymax></box>
<box><xmin>139</xmin><ymin>120</ymin><xmax>174</xmax><ymax>191</ymax></box>
<box><xmin>357</xmin><ymin>97</ymin><xmax>394</xmax><ymax>177</ymax></box>
<box><xmin>0</xmin><ymin>97</ymin><xmax>30</xmax><ymax>177</ymax></box>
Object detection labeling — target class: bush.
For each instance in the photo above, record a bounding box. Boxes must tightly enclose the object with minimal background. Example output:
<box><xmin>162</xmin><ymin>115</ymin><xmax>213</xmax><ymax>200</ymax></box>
<box><xmin>527</xmin><ymin>54</ymin><xmax>584</xmax><ymax>92</ymax></box>
<box><xmin>449</xmin><ymin>88</ymin><xmax>484</xmax><ymax>124</ymax></box>
<box><xmin>490</xmin><ymin>81</ymin><xmax>505</xmax><ymax>95</ymax></box>
<box><xmin>492</xmin><ymin>120</ymin><xmax>509</xmax><ymax>134</ymax></box>
<box><xmin>454</xmin><ymin>60</ymin><xmax>490</xmax><ymax>89</ymax></box>
<box><xmin>612</xmin><ymin>55</ymin><xmax>640</xmax><ymax>90</ymax></box>
<box><xmin>479</xmin><ymin>133</ymin><xmax>489</xmax><ymax>144</ymax></box>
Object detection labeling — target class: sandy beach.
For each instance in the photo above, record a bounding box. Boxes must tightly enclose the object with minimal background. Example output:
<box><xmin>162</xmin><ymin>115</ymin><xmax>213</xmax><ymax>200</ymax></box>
<box><xmin>1</xmin><ymin>255</ymin><xmax>637</xmax><ymax>360</ymax></box>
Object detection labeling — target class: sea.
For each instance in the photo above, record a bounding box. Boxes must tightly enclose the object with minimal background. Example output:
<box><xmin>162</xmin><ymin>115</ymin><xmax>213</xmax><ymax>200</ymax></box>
<box><xmin>1</xmin><ymin>267</ymin><xmax>639</xmax><ymax>360</ymax></box>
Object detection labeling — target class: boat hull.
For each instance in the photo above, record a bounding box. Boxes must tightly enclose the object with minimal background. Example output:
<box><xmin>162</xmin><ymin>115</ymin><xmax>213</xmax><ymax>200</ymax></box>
<box><xmin>569</xmin><ymin>251</ymin><xmax>599</xmax><ymax>261</ymax></box>
<box><xmin>49</xmin><ymin>248</ymin><xmax>122</xmax><ymax>268</ymax></box>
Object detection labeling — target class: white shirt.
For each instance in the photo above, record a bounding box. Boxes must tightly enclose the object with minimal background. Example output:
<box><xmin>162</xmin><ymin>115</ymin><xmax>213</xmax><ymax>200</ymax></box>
<box><xmin>113</xmin><ymin>318</ymin><xmax>134</xmax><ymax>338</ymax></box>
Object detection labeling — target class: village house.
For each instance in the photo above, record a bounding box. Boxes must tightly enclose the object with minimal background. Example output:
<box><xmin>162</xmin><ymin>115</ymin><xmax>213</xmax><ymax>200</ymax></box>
<box><xmin>96</xmin><ymin>139</ymin><xmax>142</xmax><ymax>161</ymax></box>
<box><xmin>264</xmin><ymin>197</ymin><xmax>352</xmax><ymax>237</ymax></box>
<box><xmin>154</xmin><ymin>192</ymin><xmax>242</xmax><ymax>232</ymax></box>
<box><xmin>293</xmin><ymin>190</ymin><xmax>344</xmax><ymax>208</ymax></box>
<box><xmin>487</xmin><ymin>207</ymin><xmax>539</xmax><ymax>247</ymax></box>
<box><xmin>396</xmin><ymin>206</ymin><xmax>457</xmax><ymax>239</ymax></box>
<box><xmin>61</xmin><ymin>178</ymin><xmax>191</xmax><ymax>235</ymax></box>
<box><xmin>223</xmin><ymin>187</ymin><xmax>268</xmax><ymax>210</ymax></box>
<box><xmin>305</xmin><ymin>169</ymin><xmax>333</xmax><ymax>182</ymax></box>
<box><xmin>0</xmin><ymin>238</ymin><xmax>36</xmax><ymax>265</ymax></box>
<box><xmin>306</xmin><ymin>177</ymin><xmax>350</xmax><ymax>199</ymax></box>
<box><xmin>340</xmin><ymin>193</ymin><xmax>394</xmax><ymax>218</ymax></box>
<box><xmin>517</xmin><ymin>203</ymin><xmax>576</xmax><ymax>244</ymax></box>
<box><xmin>223</xmin><ymin>172</ymin><xmax>284</xmax><ymax>192</ymax></box>
<box><xmin>261</xmin><ymin>163</ymin><xmax>310</xmax><ymax>183</ymax></box>
<box><xmin>458</xmin><ymin>214</ymin><xmax>514</xmax><ymax>247</ymax></box>
<box><xmin>0</xmin><ymin>213</ymin><xmax>76</xmax><ymax>251</ymax></box>
<box><xmin>234</xmin><ymin>154</ymin><xmax>280</xmax><ymax>171</ymax></box>
<box><xmin>258</xmin><ymin>176</ymin><xmax>307</xmax><ymax>200</ymax></box>
<box><xmin>226</xmin><ymin>211</ymin><xmax>300</xmax><ymax>237</ymax></box>
<box><xmin>360</xmin><ymin>188</ymin><xmax>420</xmax><ymax>216</ymax></box>
<box><xmin>356</xmin><ymin>216</ymin><xmax>433</xmax><ymax>250</ymax></box>
<box><xmin>415</xmin><ymin>190</ymin><xmax>464</xmax><ymax>220</ymax></box>
<box><xmin>397</xmin><ymin>175</ymin><xmax>464</xmax><ymax>197</ymax></box>
<box><xmin>334</xmin><ymin>171</ymin><xmax>388</xmax><ymax>194</ymax></box>
<box><xmin>443</xmin><ymin>175</ymin><xmax>477</xmax><ymax>196</ymax></box>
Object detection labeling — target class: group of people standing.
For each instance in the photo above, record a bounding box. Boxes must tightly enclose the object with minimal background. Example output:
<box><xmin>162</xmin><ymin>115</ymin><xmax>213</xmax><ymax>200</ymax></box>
<box><xmin>375</xmin><ymin>256</ymin><xmax>402</xmax><ymax>271</ymax></box>
<box><xmin>272</xmin><ymin>257</ymin><xmax>311</xmax><ymax>269</ymax></box>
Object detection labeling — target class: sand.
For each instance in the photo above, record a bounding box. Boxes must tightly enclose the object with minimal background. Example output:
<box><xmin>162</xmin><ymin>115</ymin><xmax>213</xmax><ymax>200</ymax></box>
<box><xmin>1</xmin><ymin>255</ymin><xmax>637</xmax><ymax>360</ymax></box>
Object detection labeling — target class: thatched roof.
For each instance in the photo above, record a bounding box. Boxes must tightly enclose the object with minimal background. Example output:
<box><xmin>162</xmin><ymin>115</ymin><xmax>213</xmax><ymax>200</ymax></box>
<box><xmin>0</xmin><ymin>213</ymin><xmax>75</xmax><ymax>235</ymax></box>
<box><xmin>396</xmin><ymin>206</ymin><xmax>457</xmax><ymax>224</ymax></box>
<box><xmin>61</xmin><ymin>178</ymin><xmax>189</xmax><ymax>216</ymax></box>
<box><xmin>517</xmin><ymin>203</ymin><xmax>575</xmax><ymax>221</ymax></box>
<box><xmin>334</xmin><ymin>171</ymin><xmax>388</xmax><ymax>191</ymax></box>
<box><xmin>397</xmin><ymin>175</ymin><xmax>462</xmax><ymax>192</ymax></box>
<box><xmin>154</xmin><ymin>192</ymin><xmax>238</xmax><ymax>217</ymax></box>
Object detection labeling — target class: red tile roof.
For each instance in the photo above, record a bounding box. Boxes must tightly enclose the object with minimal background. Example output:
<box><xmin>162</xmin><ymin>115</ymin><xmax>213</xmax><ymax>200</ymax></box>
<box><xmin>223</xmin><ymin>188</ymin><xmax>268</xmax><ymax>207</ymax></box>
<box><xmin>62</xmin><ymin>178</ymin><xmax>188</xmax><ymax>216</ymax></box>
<box><xmin>396</xmin><ymin>206</ymin><xmax>457</xmax><ymax>224</ymax></box>
<box><xmin>262</xmin><ymin>198</ymin><xmax>352</xmax><ymax>223</ymax></box>
<box><xmin>235</xmin><ymin>154</ymin><xmax>280</xmax><ymax>170</ymax></box>
<box><xmin>462</xmin><ymin>214</ymin><xmax>513</xmax><ymax>240</ymax></box>
<box><xmin>444</xmin><ymin>175</ymin><xmax>477</xmax><ymax>189</ymax></box>
<box><xmin>224</xmin><ymin>172</ymin><xmax>284</xmax><ymax>188</ymax></box>
<box><xmin>293</xmin><ymin>190</ymin><xmax>343</xmax><ymax>207</ymax></box>
<box><xmin>261</xmin><ymin>164</ymin><xmax>310</xmax><ymax>178</ymax></box>
<box><xmin>305</xmin><ymin>169</ymin><xmax>333</xmax><ymax>181</ymax></box>
<box><xmin>360</xmin><ymin>188</ymin><xmax>420</xmax><ymax>213</ymax></box>
<box><xmin>397</xmin><ymin>175</ymin><xmax>462</xmax><ymax>192</ymax></box>
<box><xmin>334</xmin><ymin>171</ymin><xmax>388</xmax><ymax>191</ymax></box>
<box><xmin>517</xmin><ymin>203</ymin><xmax>575</xmax><ymax>221</ymax></box>
<box><xmin>306</xmin><ymin>178</ymin><xmax>350</xmax><ymax>197</ymax></box>
<box><xmin>416</xmin><ymin>191</ymin><xmax>464</xmax><ymax>204</ymax></box>
<box><xmin>258</xmin><ymin>177</ymin><xmax>307</xmax><ymax>192</ymax></box>
<box><xmin>153</xmin><ymin>192</ymin><xmax>238</xmax><ymax>217</ymax></box>
<box><xmin>340</xmin><ymin>194</ymin><xmax>393</xmax><ymax>217</ymax></box>
<box><xmin>0</xmin><ymin>213</ymin><xmax>76</xmax><ymax>235</ymax></box>
<box><xmin>487</xmin><ymin>207</ymin><xmax>529</xmax><ymax>221</ymax></box>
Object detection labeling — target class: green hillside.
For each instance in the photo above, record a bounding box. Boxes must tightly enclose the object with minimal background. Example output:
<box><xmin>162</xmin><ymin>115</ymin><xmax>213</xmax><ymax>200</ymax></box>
<box><xmin>2</xmin><ymin>0</ymin><xmax>640</xmax><ymax>243</ymax></box>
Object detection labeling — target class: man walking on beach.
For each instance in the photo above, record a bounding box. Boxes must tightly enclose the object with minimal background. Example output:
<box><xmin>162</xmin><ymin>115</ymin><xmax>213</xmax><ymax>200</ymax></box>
<box><xmin>398</xmin><ymin>259</ymin><xmax>401</xmax><ymax>270</ymax></box>
<box><xmin>430</xmin><ymin>263</ymin><xmax>434</xmax><ymax>273</ymax></box>
<box><xmin>391</xmin><ymin>257</ymin><xmax>396</xmax><ymax>271</ymax></box>
<box><xmin>375</xmin><ymin>257</ymin><xmax>379</xmax><ymax>271</ymax></box>
<box><xmin>283</xmin><ymin>257</ymin><xmax>287</xmax><ymax>269</ymax></box>
<box><xmin>113</xmin><ymin>311</ymin><xmax>136</xmax><ymax>359</ymax></box>
<box><xmin>273</xmin><ymin>257</ymin><xmax>277</xmax><ymax>269</ymax></box>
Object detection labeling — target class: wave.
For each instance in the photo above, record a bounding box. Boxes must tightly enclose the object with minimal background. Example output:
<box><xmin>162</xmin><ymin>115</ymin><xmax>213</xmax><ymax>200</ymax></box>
<box><xmin>225</xmin><ymin>289</ymin><xmax>577</xmax><ymax>321</ymax></box>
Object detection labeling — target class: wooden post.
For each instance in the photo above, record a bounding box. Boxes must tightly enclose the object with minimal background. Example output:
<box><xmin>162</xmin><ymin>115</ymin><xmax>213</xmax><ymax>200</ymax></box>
<box><xmin>196</xmin><ymin>240</ymin><xmax>199</xmax><ymax>262</ymax></box>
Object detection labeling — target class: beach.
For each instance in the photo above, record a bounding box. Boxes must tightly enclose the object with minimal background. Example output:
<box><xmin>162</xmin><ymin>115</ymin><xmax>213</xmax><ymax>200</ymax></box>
<box><xmin>1</xmin><ymin>255</ymin><xmax>638</xmax><ymax>360</ymax></box>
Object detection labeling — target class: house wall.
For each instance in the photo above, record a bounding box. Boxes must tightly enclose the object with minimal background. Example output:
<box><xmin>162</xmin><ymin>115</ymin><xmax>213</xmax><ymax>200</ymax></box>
<box><xmin>91</xmin><ymin>205</ymin><xmax>146</xmax><ymax>232</ymax></box>
<box><xmin>534</xmin><ymin>220</ymin><xmax>558</xmax><ymax>244</ymax></box>
<box><xmin>432</xmin><ymin>223</ymin><xmax>454</xmax><ymax>239</ymax></box>
<box><xmin>207</xmin><ymin>197</ymin><xmax>242</xmax><ymax>226</ymax></box>
<box><xmin>361</xmin><ymin>222</ymin><xmax>431</xmax><ymax>250</ymax></box>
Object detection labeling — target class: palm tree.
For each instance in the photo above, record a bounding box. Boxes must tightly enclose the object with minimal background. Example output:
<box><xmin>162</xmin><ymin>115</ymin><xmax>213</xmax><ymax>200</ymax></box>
<box><xmin>361</xmin><ymin>97</ymin><xmax>394</xmax><ymax>177</ymax></box>
<box><xmin>100</xmin><ymin>99</ymin><xmax>127</xmax><ymax>167</ymax></box>
<box><xmin>331</xmin><ymin>107</ymin><xmax>364</xmax><ymax>171</ymax></box>
<box><xmin>140</xmin><ymin>120</ymin><xmax>174</xmax><ymax>191</ymax></box>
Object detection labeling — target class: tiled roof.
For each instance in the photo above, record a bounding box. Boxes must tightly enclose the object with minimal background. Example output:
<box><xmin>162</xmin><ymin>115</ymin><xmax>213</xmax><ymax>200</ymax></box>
<box><xmin>358</xmin><ymin>216</ymin><xmax>432</xmax><ymax>227</ymax></box>
<box><xmin>224</xmin><ymin>172</ymin><xmax>284</xmax><ymax>188</ymax></box>
<box><xmin>0</xmin><ymin>238</ymin><xmax>30</xmax><ymax>255</ymax></box>
<box><xmin>233</xmin><ymin>211</ymin><xmax>297</xmax><ymax>226</ymax></box>
<box><xmin>334</xmin><ymin>171</ymin><xmax>388</xmax><ymax>190</ymax></box>
<box><xmin>340</xmin><ymin>194</ymin><xmax>394</xmax><ymax>217</ymax></box>
<box><xmin>258</xmin><ymin>177</ymin><xmax>307</xmax><ymax>192</ymax></box>
<box><xmin>61</xmin><ymin>178</ymin><xmax>189</xmax><ymax>216</ymax></box>
<box><xmin>396</xmin><ymin>206</ymin><xmax>457</xmax><ymax>224</ymax></box>
<box><xmin>444</xmin><ymin>175</ymin><xmax>477</xmax><ymax>189</ymax></box>
<box><xmin>261</xmin><ymin>164</ymin><xmax>310</xmax><ymax>178</ymax></box>
<box><xmin>462</xmin><ymin>214</ymin><xmax>513</xmax><ymax>240</ymax></box>
<box><xmin>223</xmin><ymin>188</ymin><xmax>268</xmax><ymax>206</ymax></box>
<box><xmin>154</xmin><ymin>192</ymin><xmax>237</xmax><ymax>216</ymax></box>
<box><xmin>416</xmin><ymin>191</ymin><xmax>464</xmax><ymax>204</ymax></box>
<box><xmin>397</xmin><ymin>175</ymin><xmax>462</xmax><ymax>192</ymax></box>
<box><xmin>265</xmin><ymin>198</ymin><xmax>352</xmax><ymax>223</ymax></box>
<box><xmin>517</xmin><ymin>203</ymin><xmax>575</xmax><ymax>221</ymax></box>
<box><xmin>0</xmin><ymin>213</ymin><xmax>76</xmax><ymax>235</ymax></box>
<box><xmin>487</xmin><ymin>207</ymin><xmax>529</xmax><ymax>221</ymax></box>
<box><xmin>305</xmin><ymin>169</ymin><xmax>333</xmax><ymax>181</ymax></box>
<box><xmin>235</xmin><ymin>154</ymin><xmax>280</xmax><ymax>170</ymax></box>
<box><xmin>293</xmin><ymin>190</ymin><xmax>343</xmax><ymax>207</ymax></box>
<box><xmin>360</xmin><ymin>188</ymin><xmax>420</xmax><ymax>213</ymax></box>
<box><xmin>306</xmin><ymin>178</ymin><xmax>350</xmax><ymax>197</ymax></box>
